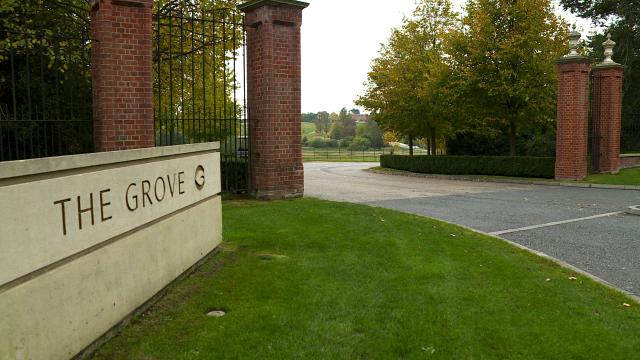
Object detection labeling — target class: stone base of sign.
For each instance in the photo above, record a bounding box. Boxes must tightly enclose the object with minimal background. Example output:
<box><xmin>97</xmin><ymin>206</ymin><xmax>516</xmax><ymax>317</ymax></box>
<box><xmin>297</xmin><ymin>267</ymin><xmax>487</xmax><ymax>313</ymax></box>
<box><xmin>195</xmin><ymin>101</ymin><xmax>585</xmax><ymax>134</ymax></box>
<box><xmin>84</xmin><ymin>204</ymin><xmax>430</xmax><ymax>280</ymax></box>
<box><xmin>0</xmin><ymin>143</ymin><xmax>222</xmax><ymax>360</ymax></box>
<box><xmin>78</xmin><ymin>245</ymin><xmax>222</xmax><ymax>359</ymax></box>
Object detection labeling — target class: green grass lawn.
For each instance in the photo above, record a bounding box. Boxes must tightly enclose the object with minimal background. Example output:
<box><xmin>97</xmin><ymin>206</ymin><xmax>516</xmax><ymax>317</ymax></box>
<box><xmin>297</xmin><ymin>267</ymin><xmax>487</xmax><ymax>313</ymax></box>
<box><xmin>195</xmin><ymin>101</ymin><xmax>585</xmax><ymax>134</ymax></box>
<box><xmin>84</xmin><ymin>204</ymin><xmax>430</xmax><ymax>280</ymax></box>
<box><xmin>584</xmin><ymin>167</ymin><xmax>640</xmax><ymax>186</ymax></box>
<box><xmin>94</xmin><ymin>198</ymin><xmax>640</xmax><ymax>359</ymax></box>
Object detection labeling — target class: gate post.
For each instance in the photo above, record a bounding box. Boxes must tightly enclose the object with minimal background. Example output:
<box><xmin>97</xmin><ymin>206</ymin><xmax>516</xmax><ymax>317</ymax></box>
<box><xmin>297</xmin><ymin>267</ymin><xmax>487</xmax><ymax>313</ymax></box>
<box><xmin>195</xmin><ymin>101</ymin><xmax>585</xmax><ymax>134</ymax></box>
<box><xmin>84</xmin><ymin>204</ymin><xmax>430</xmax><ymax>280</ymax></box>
<box><xmin>555</xmin><ymin>28</ymin><xmax>590</xmax><ymax>180</ymax></box>
<box><xmin>90</xmin><ymin>0</ymin><xmax>154</xmax><ymax>152</ymax></box>
<box><xmin>592</xmin><ymin>34</ymin><xmax>624</xmax><ymax>174</ymax></box>
<box><xmin>238</xmin><ymin>0</ymin><xmax>308</xmax><ymax>199</ymax></box>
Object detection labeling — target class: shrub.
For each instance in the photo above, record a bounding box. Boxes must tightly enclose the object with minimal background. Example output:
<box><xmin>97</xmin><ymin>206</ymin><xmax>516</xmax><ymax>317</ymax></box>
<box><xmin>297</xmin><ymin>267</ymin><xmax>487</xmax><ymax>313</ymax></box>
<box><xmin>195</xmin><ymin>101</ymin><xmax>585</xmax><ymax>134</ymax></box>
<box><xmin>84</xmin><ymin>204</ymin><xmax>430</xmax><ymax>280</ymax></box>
<box><xmin>447</xmin><ymin>127</ymin><xmax>557</xmax><ymax>157</ymax></box>
<box><xmin>380</xmin><ymin>155</ymin><xmax>555</xmax><ymax>178</ymax></box>
<box><xmin>349</xmin><ymin>137</ymin><xmax>371</xmax><ymax>151</ymax></box>
<box><xmin>339</xmin><ymin>136</ymin><xmax>354</xmax><ymax>148</ymax></box>
<box><xmin>308</xmin><ymin>137</ymin><xmax>328</xmax><ymax>148</ymax></box>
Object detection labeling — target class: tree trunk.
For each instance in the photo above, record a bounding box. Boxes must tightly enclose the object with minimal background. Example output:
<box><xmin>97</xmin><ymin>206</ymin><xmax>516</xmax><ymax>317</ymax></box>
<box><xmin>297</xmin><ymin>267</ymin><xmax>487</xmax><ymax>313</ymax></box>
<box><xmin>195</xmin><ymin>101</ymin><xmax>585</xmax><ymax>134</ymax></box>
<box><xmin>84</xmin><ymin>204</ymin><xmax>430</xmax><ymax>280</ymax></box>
<box><xmin>409</xmin><ymin>134</ymin><xmax>414</xmax><ymax>156</ymax></box>
<box><xmin>509</xmin><ymin>120</ymin><xmax>516</xmax><ymax>156</ymax></box>
<box><xmin>430</xmin><ymin>127</ymin><xmax>437</xmax><ymax>155</ymax></box>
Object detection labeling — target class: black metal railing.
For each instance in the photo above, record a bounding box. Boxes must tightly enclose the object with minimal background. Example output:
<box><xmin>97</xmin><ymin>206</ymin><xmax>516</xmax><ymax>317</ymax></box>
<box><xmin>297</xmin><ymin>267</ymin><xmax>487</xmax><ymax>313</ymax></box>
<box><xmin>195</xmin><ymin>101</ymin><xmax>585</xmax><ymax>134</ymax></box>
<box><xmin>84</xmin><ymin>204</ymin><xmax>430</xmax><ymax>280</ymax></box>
<box><xmin>622</xmin><ymin>113</ymin><xmax>640</xmax><ymax>154</ymax></box>
<box><xmin>0</xmin><ymin>3</ymin><xmax>93</xmax><ymax>162</ymax></box>
<box><xmin>153</xmin><ymin>1</ymin><xmax>249</xmax><ymax>192</ymax></box>
<box><xmin>589</xmin><ymin>71</ymin><xmax>602</xmax><ymax>170</ymax></box>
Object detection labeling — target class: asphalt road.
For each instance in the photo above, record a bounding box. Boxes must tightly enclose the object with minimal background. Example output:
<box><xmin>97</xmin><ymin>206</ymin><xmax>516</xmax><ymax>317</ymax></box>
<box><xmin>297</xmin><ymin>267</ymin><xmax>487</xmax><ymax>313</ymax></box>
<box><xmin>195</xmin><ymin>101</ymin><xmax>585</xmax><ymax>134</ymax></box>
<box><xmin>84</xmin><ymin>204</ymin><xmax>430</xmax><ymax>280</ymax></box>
<box><xmin>305</xmin><ymin>162</ymin><xmax>640</xmax><ymax>295</ymax></box>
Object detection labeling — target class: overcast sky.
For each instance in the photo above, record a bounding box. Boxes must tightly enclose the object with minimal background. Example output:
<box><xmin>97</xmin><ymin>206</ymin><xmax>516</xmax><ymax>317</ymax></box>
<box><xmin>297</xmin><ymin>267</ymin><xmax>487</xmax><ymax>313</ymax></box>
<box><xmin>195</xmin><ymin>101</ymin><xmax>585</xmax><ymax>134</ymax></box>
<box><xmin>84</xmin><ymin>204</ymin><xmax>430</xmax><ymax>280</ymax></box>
<box><xmin>299</xmin><ymin>0</ymin><xmax>595</xmax><ymax>113</ymax></box>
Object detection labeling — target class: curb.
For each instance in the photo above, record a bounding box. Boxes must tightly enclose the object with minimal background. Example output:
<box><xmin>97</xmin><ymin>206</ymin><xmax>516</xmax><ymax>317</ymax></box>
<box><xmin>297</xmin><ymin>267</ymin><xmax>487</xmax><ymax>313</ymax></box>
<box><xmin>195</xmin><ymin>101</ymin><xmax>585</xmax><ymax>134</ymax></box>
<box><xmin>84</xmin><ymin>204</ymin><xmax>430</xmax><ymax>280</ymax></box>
<box><xmin>366</xmin><ymin>168</ymin><xmax>640</xmax><ymax>191</ymax></box>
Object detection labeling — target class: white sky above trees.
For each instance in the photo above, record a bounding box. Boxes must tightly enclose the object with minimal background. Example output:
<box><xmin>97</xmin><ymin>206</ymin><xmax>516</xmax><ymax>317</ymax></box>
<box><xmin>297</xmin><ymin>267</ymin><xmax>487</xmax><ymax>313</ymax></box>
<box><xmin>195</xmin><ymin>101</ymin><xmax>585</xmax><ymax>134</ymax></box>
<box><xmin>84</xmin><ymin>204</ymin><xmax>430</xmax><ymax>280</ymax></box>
<box><xmin>299</xmin><ymin>0</ymin><xmax>594</xmax><ymax>113</ymax></box>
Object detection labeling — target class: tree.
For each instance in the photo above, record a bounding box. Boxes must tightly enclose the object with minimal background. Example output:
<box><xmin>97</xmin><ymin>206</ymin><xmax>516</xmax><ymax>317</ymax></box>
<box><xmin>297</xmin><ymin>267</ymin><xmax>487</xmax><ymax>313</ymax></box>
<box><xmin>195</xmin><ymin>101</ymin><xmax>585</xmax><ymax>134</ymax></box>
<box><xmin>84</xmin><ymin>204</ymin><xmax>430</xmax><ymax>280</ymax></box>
<box><xmin>357</xmin><ymin>0</ymin><xmax>458</xmax><ymax>155</ymax></box>
<box><xmin>302</xmin><ymin>112</ymin><xmax>317</xmax><ymax>122</ymax></box>
<box><xmin>383</xmin><ymin>131</ymin><xmax>399</xmax><ymax>146</ymax></box>
<box><xmin>560</xmin><ymin>0</ymin><xmax>640</xmax><ymax>115</ymax></box>
<box><xmin>338</xmin><ymin>107</ymin><xmax>356</xmax><ymax>138</ymax></box>
<box><xmin>0</xmin><ymin>0</ymin><xmax>92</xmax><ymax>121</ymax></box>
<box><xmin>446</xmin><ymin>0</ymin><xmax>567</xmax><ymax>155</ymax></box>
<box><xmin>356</xmin><ymin>120</ymin><xmax>384</xmax><ymax>148</ymax></box>
<box><xmin>350</xmin><ymin>108</ymin><xmax>360</xmax><ymax>115</ymax></box>
<box><xmin>314</xmin><ymin>111</ymin><xmax>330</xmax><ymax>134</ymax></box>
<box><xmin>329</xmin><ymin>121</ymin><xmax>344</xmax><ymax>140</ymax></box>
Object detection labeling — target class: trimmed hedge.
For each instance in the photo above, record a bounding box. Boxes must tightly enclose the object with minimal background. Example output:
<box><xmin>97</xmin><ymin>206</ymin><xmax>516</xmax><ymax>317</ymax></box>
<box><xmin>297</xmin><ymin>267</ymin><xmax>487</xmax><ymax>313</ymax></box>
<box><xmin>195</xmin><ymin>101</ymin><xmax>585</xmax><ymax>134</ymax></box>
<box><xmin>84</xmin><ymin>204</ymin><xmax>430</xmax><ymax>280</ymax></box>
<box><xmin>380</xmin><ymin>155</ymin><xmax>555</xmax><ymax>178</ymax></box>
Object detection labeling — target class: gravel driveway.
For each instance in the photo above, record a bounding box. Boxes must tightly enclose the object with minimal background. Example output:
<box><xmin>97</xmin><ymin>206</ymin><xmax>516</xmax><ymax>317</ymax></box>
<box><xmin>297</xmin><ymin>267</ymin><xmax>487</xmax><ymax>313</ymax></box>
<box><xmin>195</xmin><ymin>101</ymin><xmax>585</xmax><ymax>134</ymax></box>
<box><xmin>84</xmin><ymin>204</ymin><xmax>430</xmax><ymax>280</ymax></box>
<box><xmin>305</xmin><ymin>162</ymin><xmax>640</xmax><ymax>295</ymax></box>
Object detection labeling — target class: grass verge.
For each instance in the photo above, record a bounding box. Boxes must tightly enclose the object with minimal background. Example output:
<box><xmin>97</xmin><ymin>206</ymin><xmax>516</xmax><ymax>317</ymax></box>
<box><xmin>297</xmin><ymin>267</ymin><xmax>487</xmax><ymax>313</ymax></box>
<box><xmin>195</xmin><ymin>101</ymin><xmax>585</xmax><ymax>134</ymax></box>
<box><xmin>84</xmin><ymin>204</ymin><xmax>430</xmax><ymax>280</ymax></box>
<box><xmin>584</xmin><ymin>167</ymin><xmax>640</xmax><ymax>186</ymax></box>
<box><xmin>94</xmin><ymin>198</ymin><xmax>640</xmax><ymax>359</ymax></box>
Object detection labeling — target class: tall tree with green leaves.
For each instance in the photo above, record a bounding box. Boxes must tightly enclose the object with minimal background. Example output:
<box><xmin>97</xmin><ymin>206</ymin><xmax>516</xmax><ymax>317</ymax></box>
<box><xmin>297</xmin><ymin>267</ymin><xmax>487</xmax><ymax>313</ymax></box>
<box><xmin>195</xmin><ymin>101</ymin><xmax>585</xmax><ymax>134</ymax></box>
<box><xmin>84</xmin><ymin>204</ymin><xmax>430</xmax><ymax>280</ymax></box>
<box><xmin>314</xmin><ymin>111</ymin><xmax>330</xmax><ymax>134</ymax></box>
<box><xmin>338</xmin><ymin>107</ymin><xmax>356</xmax><ymax>138</ymax></box>
<box><xmin>357</xmin><ymin>0</ymin><xmax>458</xmax><ymax>154</ymax></box>
<box><xmin>0</xmin><ymin>0</ymin><xmax>92</xmax><ymax>121</ymax></box>
<box><xmin>447</xmin><ymin>0</ymin><xmax>567</xmax><ymax>156</ymax></box>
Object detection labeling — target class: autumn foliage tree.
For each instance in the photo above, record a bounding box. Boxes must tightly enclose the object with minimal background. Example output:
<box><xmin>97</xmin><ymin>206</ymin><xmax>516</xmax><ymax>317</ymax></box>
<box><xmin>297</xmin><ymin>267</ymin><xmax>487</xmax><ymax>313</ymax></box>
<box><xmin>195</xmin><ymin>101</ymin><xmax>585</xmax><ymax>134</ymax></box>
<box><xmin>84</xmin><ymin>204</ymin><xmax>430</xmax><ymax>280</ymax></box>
<box><xmin>447</xmin><ymin>0</ymin><xmax>567</xmax><ymax>156</ymax></box>
<box><xmin>357</xmin><ymin>0</ymin><xmax>458</xmax><ymax>155</ymax></box>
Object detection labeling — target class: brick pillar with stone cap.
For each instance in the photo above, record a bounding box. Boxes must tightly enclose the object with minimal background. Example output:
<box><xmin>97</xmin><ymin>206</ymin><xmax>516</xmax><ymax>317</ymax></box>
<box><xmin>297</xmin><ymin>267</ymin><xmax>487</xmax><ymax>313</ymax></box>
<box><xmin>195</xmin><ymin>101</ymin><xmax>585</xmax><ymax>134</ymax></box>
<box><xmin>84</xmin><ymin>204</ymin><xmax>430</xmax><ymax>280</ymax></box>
<box><xmin>91</xmin><ymin>0</ymin><xmax>154</xmax><ymax>152</ymax></box>
<box><xmin>555</xmin><ymin>27</ymin><xmax>591</xmax><ymax>180</ymax></box>
<box><xmin>238</xmin><ymin>0</ymin><xmax>308</xmax><ymax>200</ymax></box>
<box><xmin>592</xmin><ymin>34</ymin><xmax>624</xmax><ymax>174</ymax></box>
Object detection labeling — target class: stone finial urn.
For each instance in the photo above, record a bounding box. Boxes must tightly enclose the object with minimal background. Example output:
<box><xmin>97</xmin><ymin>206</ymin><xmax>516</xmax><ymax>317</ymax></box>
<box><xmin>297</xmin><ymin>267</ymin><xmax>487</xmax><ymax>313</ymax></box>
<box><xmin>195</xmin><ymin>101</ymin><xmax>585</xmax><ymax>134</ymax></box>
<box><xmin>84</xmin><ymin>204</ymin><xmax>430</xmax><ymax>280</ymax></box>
<box><xmin>602</xmin><ymin>33</ymin><xmax>619</xmax><ymax>65</ymax></box>
<box><xmin>566</xmin><ymin>25</ymin><xmax>582</xmax><ymax>57</ymax></box>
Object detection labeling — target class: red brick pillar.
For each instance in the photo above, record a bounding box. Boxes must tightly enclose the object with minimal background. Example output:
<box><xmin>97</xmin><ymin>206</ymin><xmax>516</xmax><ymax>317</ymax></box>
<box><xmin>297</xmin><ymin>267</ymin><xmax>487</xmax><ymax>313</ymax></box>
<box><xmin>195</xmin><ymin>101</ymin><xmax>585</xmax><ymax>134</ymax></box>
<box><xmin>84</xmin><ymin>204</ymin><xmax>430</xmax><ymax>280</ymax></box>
<box><xmin>239</xmin><ymin>0</ymin><xmax>308</xmax><ymax>199</ymax></box>
<box><xmin>91</xmin><ymin>0</ymin><xmax>154</xmax><ymax>152</ymax></box>
<box><xmin>592</xmin><ymin>65</ymin><xmax>624</xmax><ymax>173</ymax></box>
<box><xmin>555</xmin><ymin>56</ymin><xmax>591</xmax><ymax>180</ymax></box>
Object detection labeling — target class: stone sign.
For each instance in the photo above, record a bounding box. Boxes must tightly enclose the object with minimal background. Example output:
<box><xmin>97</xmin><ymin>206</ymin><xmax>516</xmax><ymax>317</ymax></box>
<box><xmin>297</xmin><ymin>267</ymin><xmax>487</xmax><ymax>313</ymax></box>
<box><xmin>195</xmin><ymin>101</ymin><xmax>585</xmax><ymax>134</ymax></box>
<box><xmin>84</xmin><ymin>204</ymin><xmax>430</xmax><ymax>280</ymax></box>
<box><xmin>0</xmin><ymin>143</ymin><xmax>222</xmax><ymax>360</ymax></box>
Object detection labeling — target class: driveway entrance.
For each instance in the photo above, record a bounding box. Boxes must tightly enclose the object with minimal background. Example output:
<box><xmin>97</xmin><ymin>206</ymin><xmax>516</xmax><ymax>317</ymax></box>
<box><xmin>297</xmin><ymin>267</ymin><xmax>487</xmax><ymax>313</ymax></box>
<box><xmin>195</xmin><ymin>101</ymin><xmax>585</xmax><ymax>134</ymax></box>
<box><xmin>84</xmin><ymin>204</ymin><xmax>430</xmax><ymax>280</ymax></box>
<box><xmin>305</xmin><ymin>162</ymin><xmax>640</xmax><ymax>295</ymax></box>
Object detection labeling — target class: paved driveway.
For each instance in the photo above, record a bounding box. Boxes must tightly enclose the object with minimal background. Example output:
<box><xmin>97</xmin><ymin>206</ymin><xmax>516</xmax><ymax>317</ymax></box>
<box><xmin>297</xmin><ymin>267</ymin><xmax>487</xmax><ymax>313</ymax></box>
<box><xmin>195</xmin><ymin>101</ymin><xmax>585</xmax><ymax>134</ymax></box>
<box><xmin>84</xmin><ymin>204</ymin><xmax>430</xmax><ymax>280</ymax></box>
<box><xmin>305</xmin><ymin>162</ymin><xmax>640</xmax><ymax>295</ymax></box>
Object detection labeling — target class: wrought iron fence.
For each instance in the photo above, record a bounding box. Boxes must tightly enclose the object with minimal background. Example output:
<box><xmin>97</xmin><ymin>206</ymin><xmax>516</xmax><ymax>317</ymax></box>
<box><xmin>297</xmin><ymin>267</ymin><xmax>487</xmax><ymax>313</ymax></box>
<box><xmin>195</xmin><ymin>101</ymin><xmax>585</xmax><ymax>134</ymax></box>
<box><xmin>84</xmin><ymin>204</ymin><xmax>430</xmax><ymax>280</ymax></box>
<box><xmin>0</xmin><ymin>29</ymin><xmax>93</xmax><ymax>161</ymax></box>
<box><xmin>153</xmin><ymin>1</ymin><xmax>249</xmax><ymax>192</ymax></box>
<box><xmin>589</xmin><ymin>71</ymin><xmax>602</xmax><ymax>170</ymax></box>
<box><xmin>302</xmin><ymin>146</ymin><xmax>432</xmax><ymax>162</ymax></box>
<box><xmin>622</xmin><ymin>113</ymin><xmax>640</xmax><ymax>154</ymax></box>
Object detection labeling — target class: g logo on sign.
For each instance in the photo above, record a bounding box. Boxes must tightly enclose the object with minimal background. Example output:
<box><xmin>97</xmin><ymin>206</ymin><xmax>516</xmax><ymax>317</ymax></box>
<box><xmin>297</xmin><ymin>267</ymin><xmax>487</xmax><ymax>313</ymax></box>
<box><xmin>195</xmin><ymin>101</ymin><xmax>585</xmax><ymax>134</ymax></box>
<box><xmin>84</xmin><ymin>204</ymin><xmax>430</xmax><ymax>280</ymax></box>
<box><xmin>195</xmin><ymin>165</ymin><xmax>205</xmax><ymax>190</ymax></box>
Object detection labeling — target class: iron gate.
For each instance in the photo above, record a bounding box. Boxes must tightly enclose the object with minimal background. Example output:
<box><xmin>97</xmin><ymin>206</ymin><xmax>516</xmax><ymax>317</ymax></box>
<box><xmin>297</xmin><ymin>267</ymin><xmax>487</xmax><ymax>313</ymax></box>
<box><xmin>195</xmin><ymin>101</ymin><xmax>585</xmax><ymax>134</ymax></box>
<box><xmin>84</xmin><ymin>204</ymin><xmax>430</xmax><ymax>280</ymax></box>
<box><xmin>621</xmin><ymin>112</ymin><xmax>640</xmax><ymax>154</ymax></box>
<box><xmin>0</xmin><ymin>5</ymin><xmax>93</xmax><ymax>162</ymax></box>
<box><xmin>589</xmin><ymin>71</ymin><xmax>602</xmax><ymax>171</ymax></box>
<box><xmin>153</xmin><ymin>0</ymin><xmax>249</xmax><ymax>192</ymax></box>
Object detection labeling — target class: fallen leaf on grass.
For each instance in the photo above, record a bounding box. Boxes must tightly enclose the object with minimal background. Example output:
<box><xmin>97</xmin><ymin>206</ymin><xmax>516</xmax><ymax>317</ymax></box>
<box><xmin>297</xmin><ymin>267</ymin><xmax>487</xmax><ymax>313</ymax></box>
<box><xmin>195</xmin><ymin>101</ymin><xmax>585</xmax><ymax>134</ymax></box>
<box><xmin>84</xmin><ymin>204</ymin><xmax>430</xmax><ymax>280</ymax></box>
<box><xmin>569</xmin><ymin>276</ymin><xmax>577</xmax><ymax>281</ymax></box>
<box><xmin>545</xmin><ymin>278</ymin><xmax>551</xmax><ymax>282</ymax></box>
<box><xmin>623</xmin><ymin>303</ymin><xmax>631</xmax><ymax>308</ymax></box>
<box><xmin>421</xmin><ymin>346</ymin><xmax>436</xmax><ymax>354</ymax></box>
